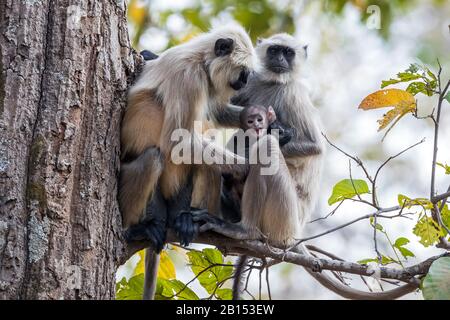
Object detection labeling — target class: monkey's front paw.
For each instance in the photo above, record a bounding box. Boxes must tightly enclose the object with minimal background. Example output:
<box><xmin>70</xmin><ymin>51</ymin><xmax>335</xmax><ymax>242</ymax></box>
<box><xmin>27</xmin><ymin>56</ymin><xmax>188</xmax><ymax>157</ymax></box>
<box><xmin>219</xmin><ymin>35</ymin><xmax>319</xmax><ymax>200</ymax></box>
<box><xmin>172</xmin><ymin>211</ymin><xmax>199</xmax><ymax>247</ymax></box>
<box><xmin>124</xmin><ymin>219</ymin><xmax>167</xmax><ymax>253</ymax></box>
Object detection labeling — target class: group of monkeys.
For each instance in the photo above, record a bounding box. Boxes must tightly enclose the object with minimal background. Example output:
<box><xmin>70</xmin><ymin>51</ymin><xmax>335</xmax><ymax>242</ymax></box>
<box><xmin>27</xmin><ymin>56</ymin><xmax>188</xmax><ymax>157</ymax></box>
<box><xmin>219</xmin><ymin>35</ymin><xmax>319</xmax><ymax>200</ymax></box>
<box><xmin>119</xmin><ymin>25</ymin><xmax>324</xmax><ymax>300</ymax></box>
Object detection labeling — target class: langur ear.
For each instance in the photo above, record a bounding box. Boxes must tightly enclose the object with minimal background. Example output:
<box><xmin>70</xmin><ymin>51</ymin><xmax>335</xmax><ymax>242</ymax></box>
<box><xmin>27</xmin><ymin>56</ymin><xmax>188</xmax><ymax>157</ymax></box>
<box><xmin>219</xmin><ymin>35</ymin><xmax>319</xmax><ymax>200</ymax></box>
<box><xmin>267</xmin><ymin>106</ymin><xmax>276</xmax><ymax>123</ymax></box>
<box><xmin>303</xmin><ymin>45</ymin><xmax>309</xmax><ymax>59</ymax></box>
<box><xmin>215</xmin><ymin>38</ymin><xmax>234</xmax><ymax>57</ymax></box>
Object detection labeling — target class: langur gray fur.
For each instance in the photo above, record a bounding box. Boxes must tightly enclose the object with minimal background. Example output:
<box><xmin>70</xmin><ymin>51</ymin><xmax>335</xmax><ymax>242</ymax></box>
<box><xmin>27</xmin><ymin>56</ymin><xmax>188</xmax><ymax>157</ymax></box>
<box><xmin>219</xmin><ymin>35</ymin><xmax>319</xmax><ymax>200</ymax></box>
<box><xmin>202</xmin><ymin>33</ymin><xmax>415</xmax><ymax>300</ymax></box>
<box><xmin>199</xmin><ymin>33</ymin><xmax>324</xmax><ymax>299</ymax></box>
<box><xmin>120</xmin><ymin>24</ymin><xmax>256</xmax><ymax>300</ymax></box>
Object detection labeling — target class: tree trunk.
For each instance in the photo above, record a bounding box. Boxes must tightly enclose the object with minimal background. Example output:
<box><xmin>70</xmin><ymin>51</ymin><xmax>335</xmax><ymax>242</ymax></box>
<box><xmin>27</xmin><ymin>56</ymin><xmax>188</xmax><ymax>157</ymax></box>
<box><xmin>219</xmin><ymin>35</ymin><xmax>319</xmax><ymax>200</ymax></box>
<box><xmin>0</xmin><ymin>0</ymin><xmax>137</xmax><ymax>299</ymax></box>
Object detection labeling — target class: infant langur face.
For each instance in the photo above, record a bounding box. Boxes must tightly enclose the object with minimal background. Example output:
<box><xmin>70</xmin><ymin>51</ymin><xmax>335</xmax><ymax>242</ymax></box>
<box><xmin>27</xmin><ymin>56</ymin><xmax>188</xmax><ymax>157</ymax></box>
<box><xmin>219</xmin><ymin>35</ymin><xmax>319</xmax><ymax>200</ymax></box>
<box><xmin>240</xmin><ymin>106</ymin><xmax>276</xmax><ymax>138</ymax></box>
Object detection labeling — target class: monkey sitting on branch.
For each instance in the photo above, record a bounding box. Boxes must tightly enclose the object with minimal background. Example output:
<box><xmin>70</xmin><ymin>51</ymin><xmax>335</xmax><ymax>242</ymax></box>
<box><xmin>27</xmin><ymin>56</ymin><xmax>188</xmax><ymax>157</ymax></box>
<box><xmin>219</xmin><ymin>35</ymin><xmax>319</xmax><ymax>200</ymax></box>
<box><xmin>221</xmin><ymin>105</ymin><xmax>293</xmax><ymax>223</ymax></box>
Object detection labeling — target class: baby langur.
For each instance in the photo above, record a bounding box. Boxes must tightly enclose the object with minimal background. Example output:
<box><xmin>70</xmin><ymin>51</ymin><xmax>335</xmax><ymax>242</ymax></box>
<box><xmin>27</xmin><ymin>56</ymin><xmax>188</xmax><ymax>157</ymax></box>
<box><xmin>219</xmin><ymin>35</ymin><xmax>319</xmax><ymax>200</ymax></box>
<box><xmin>221</xmin><ymin>105</ymin><xmax>292</xmax><ymax>222</ymax></box>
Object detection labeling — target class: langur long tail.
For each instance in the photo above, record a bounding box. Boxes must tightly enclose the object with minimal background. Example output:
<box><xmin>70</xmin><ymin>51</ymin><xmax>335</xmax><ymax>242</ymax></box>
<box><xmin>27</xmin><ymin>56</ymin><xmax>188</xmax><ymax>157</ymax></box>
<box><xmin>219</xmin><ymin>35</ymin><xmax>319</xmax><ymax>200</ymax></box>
<box><xmin>232</xmin><ymin>255</ymin><xmax>248</xmax><ymax>300</ymax></box>
<box><xmin>143</xmin><ymin>248</ymin><xmax>160</xmax><ymax>300</ymax></box>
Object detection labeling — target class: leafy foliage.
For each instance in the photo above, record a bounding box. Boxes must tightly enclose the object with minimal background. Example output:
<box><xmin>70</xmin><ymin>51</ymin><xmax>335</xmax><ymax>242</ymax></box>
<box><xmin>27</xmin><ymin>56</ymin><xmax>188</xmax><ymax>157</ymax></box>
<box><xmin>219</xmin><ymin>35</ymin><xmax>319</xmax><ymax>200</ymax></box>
<box><xmin>437</xmin><ymin>162</ymin><xmax>450</xmax><ymax>175</ymax></box>
<box><xmin>413</xmin><ymin>216</ymin><xmax>446</xmax><ymax>247</ymax></box>
<box><xmin>381</xmin><ymin>64</ymin><xmax>437</xmax><ymax>96</ymax></box>
<box><xmin>116</xmin><ymin>247</ymin><xmax>233</xmax><ymax>300</ymax></box>
<box><xmin>422</xmin><ymin>257</ymin><xmax>450</xmax><ymax>300</ymax></box>
<box><xmin>116</xmin><ymin>274</ymin><xmax>145</xmax><ymax>300</ymax></box>
<box><xmin>328</xmin><ymin>179</ymin><xmax>370</xmax><ymax>205</ymax></box>
<box><xmin>187</xmin><ymin>248</ymin><xmax>234</xmax><ymax>299</ymax></box>
<box><xmin>397</xmin><ymin>194</ymin><xmax>433</xmax><ymax>209</ymax></box>
<box><xmin>155</xmin><ymin>279</ymin><xmax>200</xmax><ymax>300</ymax></box>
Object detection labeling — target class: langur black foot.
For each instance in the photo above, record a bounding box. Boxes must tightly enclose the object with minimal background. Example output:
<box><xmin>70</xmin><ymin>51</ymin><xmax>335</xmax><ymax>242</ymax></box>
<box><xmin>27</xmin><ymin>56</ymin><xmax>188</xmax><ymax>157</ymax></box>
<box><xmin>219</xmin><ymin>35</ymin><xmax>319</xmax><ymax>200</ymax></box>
<box><xmin>192</xmin><ymin>209</ymin><xmax>249</xmax><ymax>240</ymax></box>
<box><xmin>124</xmin><ymin>219</ymin><xmax>167</xmax><ymax>253</ymax></box>
<box><xmin>172</xmin><ymin>211</ymin><xmax>199</xmax><ymax>247</ymax></box>
<box><xmin>191</xmin><ymin>209</ymin><xmax>226</xmax><ymax>231</ymax></box>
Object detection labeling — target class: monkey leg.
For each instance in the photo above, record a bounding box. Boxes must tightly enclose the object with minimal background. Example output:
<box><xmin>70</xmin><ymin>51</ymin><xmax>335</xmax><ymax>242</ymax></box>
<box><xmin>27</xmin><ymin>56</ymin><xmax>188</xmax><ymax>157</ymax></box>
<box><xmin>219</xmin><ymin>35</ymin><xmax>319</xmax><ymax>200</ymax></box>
<box><xmin>220</xmin><ymin>171</ymin><xmax>244</xmax><ymax>223</ymax></box>
<box><xmin>124</xmin><ymin>184</ymin><xmax>167</xmax><ymax>253</ymax></box>
<box><xmin>167</xmin><ymin>173</ymin><xmax>200</xmax><ymax>247</ymax></box>
<box><xmin>119</xmin><ymin>147</ymin><xmax>164</xmax><ymax>228</ymax></box>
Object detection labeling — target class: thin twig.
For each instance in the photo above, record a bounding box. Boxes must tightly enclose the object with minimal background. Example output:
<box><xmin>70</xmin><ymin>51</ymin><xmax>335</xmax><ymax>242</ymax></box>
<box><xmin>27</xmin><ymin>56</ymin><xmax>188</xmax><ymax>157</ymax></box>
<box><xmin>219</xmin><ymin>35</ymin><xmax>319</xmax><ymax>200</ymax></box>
<box><xmin>294</xmin><ymin>206</ymin><xmax>401</xmax><ymax>245</ymax></box>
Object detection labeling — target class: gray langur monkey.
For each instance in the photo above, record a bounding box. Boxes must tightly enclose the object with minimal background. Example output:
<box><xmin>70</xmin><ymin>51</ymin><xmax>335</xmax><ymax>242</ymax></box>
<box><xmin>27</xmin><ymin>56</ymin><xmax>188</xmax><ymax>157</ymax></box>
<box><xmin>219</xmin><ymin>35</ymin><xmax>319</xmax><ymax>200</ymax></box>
<box><xmin>196</xmin><ymin>33</ymin><xmax>418</xmax><ymax>300</ymax></box>
<box><xmin>119</xmin><ymin>25</ymin><xmax>256</xmax><ymax>299</ymax></box>
<box><xmin>193</xmin><ymin>33</ymin><xmax>323</xmax><ymax>299</ymax></box>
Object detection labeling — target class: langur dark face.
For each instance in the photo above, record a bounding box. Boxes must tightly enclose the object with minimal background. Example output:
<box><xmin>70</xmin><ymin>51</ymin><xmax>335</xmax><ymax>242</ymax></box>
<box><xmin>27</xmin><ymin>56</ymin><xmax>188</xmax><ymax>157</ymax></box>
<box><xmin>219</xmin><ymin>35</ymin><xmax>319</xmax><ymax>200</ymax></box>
<box><xmin>265</xmin><ymin>45</ymin><xmax>296</xmax><ymax>74</ymax></box>
<box><xmin>214</xmin><ymin>37</ymin><xmax>250</xmax><ymax>91</ymax></box>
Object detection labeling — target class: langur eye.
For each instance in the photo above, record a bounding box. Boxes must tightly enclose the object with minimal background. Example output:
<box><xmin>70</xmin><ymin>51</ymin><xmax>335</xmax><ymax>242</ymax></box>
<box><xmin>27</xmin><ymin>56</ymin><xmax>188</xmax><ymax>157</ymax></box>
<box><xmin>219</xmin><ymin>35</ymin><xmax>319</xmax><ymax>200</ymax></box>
<box><xmin>268</xmin><ymin>46</ymin><xmax>278</xmax><ymax>55</ymax></box>
<box><xmin>257</xmin><ymin>117</ymin><xmax>263</xmax><ymax>122</ymax></box>
<box><xmin>284</xmin><ymin>48</ymin><xmax>295</xmax><ymax>58</ymax></box>
<box><xmin>248</xmin><ymin>120</ymin><xmax>254</xmax><ymax>124</ymax></box>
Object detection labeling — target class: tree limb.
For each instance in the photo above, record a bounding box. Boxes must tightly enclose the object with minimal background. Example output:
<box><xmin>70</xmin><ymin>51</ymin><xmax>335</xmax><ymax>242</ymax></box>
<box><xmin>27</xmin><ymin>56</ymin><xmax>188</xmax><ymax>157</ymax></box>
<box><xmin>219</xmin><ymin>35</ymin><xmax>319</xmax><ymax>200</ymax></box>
<box><xmin>120</xmin><ymin>230</ymin><xmax>447</xmax><ymax>300</ymax></box>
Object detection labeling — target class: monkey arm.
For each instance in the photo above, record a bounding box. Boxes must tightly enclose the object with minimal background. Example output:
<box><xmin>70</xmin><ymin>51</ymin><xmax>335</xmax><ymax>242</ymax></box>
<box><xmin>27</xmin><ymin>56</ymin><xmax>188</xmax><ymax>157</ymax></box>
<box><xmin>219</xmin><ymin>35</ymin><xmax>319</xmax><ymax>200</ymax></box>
<box><xmin>281</xmin><ymin>138</ymin><xmax>322</xmax><ymax>158</ymax></box>
<box><xmin>208</xmin><ymin>102</ymin><xmax>244</xmax><ymax>128</ymax></box>
<box><xmin>191</xmin><ymin>209</ymin><xmax>251</xmax><ymax>240</ymax></box>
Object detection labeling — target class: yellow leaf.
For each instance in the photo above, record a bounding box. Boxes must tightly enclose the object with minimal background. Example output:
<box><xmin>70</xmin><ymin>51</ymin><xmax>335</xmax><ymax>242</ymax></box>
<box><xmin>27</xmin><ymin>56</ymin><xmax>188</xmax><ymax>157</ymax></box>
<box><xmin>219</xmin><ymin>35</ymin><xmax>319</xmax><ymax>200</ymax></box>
<box><xmin>134</xmin><ymin>250</ymin><xmax>146</xmax><ymax>275</ymax></box>
<box><xmin>128</xmin><ymin>0</ymin><xmax>148</xmax><ymax>26</ymax></box>
<box><xmin>158</xmin><ymin>251</ymin><xmax>176</xmax><ymax>279</ymax></box>
<box><xmin>133</xmin><ymin>249</ymin><xmax>176</xmax><ymax>280</ymax></box>
<box><xmin>359</xmin><ymin>89</ymin><xmax>416</xmax><ymax>137</ymax></box>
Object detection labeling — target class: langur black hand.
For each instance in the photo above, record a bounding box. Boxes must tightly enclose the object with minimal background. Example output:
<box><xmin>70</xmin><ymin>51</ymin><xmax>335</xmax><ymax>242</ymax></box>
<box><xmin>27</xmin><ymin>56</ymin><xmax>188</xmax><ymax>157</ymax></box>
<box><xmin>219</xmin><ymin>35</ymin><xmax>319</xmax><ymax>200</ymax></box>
<box><xmin>173</xmin><ymin>211</ymin><xmax>199</xmax><ymax>247</ymax></box>
<box><xmin>123</xmin><ymin>218</ymin><xmax>167</xmax><ymax>253</ymax></box>
<box><xmin>278</xmin><ymin>127</ymin><xmax>293</xmax><ymax>146</ymax></box>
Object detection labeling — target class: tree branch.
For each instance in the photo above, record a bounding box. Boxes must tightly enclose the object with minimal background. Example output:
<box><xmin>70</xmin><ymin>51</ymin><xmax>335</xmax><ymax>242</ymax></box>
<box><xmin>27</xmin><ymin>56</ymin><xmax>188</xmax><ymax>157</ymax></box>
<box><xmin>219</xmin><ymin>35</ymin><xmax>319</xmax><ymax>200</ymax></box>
<box><xmin>120</xmin><ymin>229</ymin><xmax>447</xmax><ymax>300</ymax></box>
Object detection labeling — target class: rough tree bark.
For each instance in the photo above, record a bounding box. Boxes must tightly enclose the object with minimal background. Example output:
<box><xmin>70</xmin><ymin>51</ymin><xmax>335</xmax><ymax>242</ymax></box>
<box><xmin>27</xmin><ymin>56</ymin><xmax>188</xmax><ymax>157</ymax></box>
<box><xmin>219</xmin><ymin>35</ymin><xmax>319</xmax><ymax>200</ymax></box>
<box><xmin>0</xmin><ymin>0</ymin><xmax>137</xmax><ymax>299</ymax></box>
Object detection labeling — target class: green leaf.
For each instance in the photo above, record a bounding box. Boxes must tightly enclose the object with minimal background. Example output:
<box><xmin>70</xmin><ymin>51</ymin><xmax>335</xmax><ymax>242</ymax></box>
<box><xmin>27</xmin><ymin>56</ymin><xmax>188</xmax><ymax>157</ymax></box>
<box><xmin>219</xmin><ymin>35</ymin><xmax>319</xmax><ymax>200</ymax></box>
<box><xmin>437</xmin><ymin>162</ymin><xmax>450</xmax><ymax>175</ymax></box>
<box><xmin>413</xmin><ymin>216</ymin><xmax>446</xmax><ymax>247</ymax></box>
<box><xmin>187</xmin><ymin>249</ymin><xmax>233</xmax><ymax>295</ymax></box>
<box><xmin>397</xmin><ymin>194</ymin><xmax>433</xmax><ymax>209</ymax></box>
<box><xmin>422</xmin><ymin>257</ymin><xmax>450</xmax><ymax>300</ymax></box>
<box><xmin>444</xmin><ymin>91</ymin><xmax>450</xmax><ymax>103</ymax></box>
<box><xmin>156</xmin><ymin>279</ymin><xmax>199</xmax><ymax>300</ymax></box>
<box><xmin>380</xmin><ymin>64</ymin><xmax>437</xmax><ymax>97</ymax></box>
<box><xmin>357</xmin><ymin>255</ymin><xmax>397</xmax><ymax>266</ymax></box>
<box><xmin>406</xmin><ymin>81</ymin><xmax>428</xmax><ymax>96</ymax></box>
<box><xmin>393</xmin><ymin>237</ymin><xmax>415</xmax><ymax>258</ymax></box>
<box><xmin>394</xmin><ymin>237</ymin><xmax>409</xmax><ymax>247</ymax></box>
<box><xmin>328</xmin><ymin>179</ymin><xmax>370</xmax><ymax>205</ymax></box>
<box><xmin>216</xmin><ymin>288</ymin><xmax>233</xmax><ymax>300</ymax></box>
<box><xmin>441</xmin><ymin>205</ymin><xmax>450</xmax><ymax>229</ymax></box>
<box><xmin>357</xmin><ymin>258</ymin><xmax>379</xmax><ymax>265</ymax></box>
<box><xmin>116</xmin><ymin>274</ymin><xmax>144</xmax><ymax>300</ymax></box>
<box><xmin>380</xmin><ymin>255</ymin><xmax>398</xmax><ymax>265</ymax></box>
<box><xmin>397</xmin><ymin>246</ymin><xmax>415</xmax><ymax>259</ymax></box>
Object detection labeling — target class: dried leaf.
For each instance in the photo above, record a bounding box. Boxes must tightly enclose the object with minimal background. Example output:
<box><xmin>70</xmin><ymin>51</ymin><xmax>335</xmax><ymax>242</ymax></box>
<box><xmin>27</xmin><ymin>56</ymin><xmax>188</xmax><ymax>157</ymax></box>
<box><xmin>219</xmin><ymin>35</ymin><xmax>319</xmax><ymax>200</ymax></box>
<box><xmin>359</xmin><ymin>89</ymin><xmax>416</xmax><ymax>138</ymax></box>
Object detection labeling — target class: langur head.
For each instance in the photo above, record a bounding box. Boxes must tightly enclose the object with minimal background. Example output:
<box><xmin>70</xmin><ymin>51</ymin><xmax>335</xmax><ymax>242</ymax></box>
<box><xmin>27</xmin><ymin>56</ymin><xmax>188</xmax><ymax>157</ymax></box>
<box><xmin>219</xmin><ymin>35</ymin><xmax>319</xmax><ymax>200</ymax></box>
<box><xmin>239</xmin><ymin>105</ymin><xmax>276</xmax><ymax>137</ymax></box>
<box><xmin>203</xmin><ymin>24</ymin><xmax>257</xmax><ymax>101</ymax></box>
<box><xmin>255</xmin><ymin>33</ymin><xmax>308</xmax><ymax>84</ymax></box>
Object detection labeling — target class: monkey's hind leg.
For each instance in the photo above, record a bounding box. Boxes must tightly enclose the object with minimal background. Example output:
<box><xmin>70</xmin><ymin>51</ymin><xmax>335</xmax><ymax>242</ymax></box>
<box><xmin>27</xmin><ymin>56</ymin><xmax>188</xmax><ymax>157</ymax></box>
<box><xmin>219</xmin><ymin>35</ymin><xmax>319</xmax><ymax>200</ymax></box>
<box><xmin>119</xmin><ymin>147</ymin><xmax>164</xmax><ymax>228</ymax></box>
<box><xmin>124</xmin><ymin>184</ymin><xmax>168</xmax><ymax>252</ymax></box>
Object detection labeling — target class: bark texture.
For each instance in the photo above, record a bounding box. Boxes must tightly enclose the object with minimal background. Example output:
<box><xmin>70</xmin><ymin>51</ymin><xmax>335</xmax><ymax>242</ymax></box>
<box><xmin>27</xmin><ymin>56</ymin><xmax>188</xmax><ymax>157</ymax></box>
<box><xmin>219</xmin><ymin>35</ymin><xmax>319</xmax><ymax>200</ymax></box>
<box><xmin>0</xmin><ymin>0</ymin><xmax>138</xmax><ymax>299</ymax></box>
